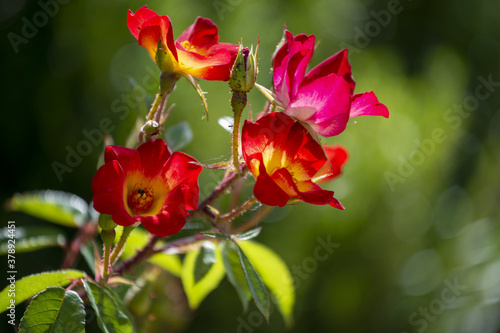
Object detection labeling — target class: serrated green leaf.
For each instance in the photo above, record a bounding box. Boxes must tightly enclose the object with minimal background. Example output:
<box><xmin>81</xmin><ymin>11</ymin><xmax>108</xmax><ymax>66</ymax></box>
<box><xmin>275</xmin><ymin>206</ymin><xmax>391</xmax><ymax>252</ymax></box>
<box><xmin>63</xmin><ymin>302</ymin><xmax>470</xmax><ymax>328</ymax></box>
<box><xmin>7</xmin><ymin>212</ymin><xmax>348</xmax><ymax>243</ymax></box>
<box><xmin>0</xmin><ymin>227</ymin><xmax>66</xmax><ymax>255</ymax></box>
<box><xmin>8</xmin><ymin>190</ymin><xmax>88</xmax><ymax>227</ymax></box>
<box><xmin>234</xmin><ymin>242</ymin><xmax>271</xmax><ymax>321</ymax></box>
<box><xmin>165</xmin><ymin>121</ymin><xmax>193</xmax><ymax>151</ymax></box>
<box><xmin>239</xmin><ymin>240</ymin><xmax>295</xmax><ymax>327</ymax></box>
<box><xmin>181</xmin><ymin>242</ymin><xmax>225</xmax><ymax>309</ymax></box>
<box><xmin>0</xmin><ymin>270</ymin><xmax>86</xmax><ymax>313</ymax></box>
<box><xmin>221</xmin><ymin>241</ymin><xmax>251</xmax><ymax>311</ymax></box>
<box><xmin>82</xmin><ymin>280</ymin><xmax>135</xmax><ymax>333</ymax></box>
<box><xmin>19</xmin><ymin>287</ymin><xmax>85</xmax><ymax>333</ymax></box>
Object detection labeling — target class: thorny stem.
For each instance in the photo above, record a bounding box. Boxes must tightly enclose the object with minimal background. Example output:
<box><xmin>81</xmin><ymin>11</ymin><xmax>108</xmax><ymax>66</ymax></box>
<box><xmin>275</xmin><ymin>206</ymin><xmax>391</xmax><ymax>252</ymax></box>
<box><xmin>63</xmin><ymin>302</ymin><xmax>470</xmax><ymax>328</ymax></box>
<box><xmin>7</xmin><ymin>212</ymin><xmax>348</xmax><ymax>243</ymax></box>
<box><xmin>189</xmin><ymin>164</ymin><xmax>249</xmax><ymax>221</ymax></box>
<box><xmin>231</xmin><ymin>205</ymin><xmax>274</xmax><ymax>234</ymax></box>
<box><xmin>115</xmin><ymin>233</ymin><xmax>208</xmax><ymax>275</ymax></box>
<box><xmin>110</xmin><ymin>226</ymin><xmax>134</xmax><ymax>265</ymax></box>
<box><xmin>217</xmin><ymin>196</ymin><xmax>258</xmax><ymax>223</ymax></box>
<box><xmin>101</xmin><ymin>242</ymin><xmax>112</xmax><ymax>283</ymax></box>
<box><xmin>114</xmin><ymin>235</ymin><xmax>160</xmax><ymax>275</ymax></box>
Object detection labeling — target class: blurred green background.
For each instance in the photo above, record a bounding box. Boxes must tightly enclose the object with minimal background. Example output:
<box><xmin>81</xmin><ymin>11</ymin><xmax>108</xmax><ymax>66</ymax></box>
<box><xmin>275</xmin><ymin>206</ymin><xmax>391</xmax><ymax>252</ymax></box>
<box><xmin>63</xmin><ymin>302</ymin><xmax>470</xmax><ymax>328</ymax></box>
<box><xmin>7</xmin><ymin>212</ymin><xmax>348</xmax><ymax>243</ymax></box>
<box><xmin>1</xmin><ymin>0</ymin><xmax>500</xmax><ymax>332</ymax></box>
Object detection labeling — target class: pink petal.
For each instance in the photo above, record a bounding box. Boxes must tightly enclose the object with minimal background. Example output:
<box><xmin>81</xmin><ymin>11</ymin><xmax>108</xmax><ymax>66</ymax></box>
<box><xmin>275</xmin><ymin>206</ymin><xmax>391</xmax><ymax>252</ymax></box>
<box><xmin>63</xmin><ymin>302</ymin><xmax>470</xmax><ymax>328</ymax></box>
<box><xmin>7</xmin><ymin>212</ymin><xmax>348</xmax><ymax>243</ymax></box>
<box><xmin>287</xmin><ymin>73</ymin><xmax>351</xmax><ymax>137</ymax></box>
<box><xmin>302</xmin><ymin>48</ymin><xmax>356</xmax><ymax>94</ymax></box>
<box><xmin>349</xmin><ymin>91</ymin><xmax>389</xmax><ymax>118</ymax></box>
<box><xmin>273</xmin><ymin>31</ymin><xmax>315</xmax><ymax>106</ymax></box>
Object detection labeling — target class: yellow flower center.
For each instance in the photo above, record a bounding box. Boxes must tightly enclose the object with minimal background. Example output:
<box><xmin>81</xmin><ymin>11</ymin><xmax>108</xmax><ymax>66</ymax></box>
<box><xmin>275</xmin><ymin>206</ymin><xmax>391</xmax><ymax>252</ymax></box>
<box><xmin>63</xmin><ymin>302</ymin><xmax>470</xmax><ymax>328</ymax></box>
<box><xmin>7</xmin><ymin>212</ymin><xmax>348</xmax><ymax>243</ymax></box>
<box><xmin>180</xmin><ymin>40</ymin><xmax>196</xmax><ymax>52</ymax></box>
<box><xmin>127</xmin><ymin>184</ymin><xmax>154</xmax><ymax>214</ymax></box>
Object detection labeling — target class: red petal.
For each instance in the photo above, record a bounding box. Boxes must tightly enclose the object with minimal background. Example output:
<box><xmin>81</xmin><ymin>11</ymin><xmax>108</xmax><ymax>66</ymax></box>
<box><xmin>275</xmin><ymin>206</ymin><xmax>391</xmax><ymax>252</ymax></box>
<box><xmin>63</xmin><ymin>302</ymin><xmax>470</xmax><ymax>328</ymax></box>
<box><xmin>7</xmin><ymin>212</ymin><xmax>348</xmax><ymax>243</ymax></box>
<box><xmin>163</xmin><ymin>152</ymin><xmax>203</xmax><ymax>211</ymax></box>
<box><xmin>350</xmin><ymin>91</ymin><xmax>389</xmax><ymax>118</ymax></box>
<box><xmin>283</xmin><ymin>122</ymin><xmax>326</xmax><ymax>179</ymax></box>
<box><xmin>177</xmin><ymin>17</ymin><xmax>219</xmax><ymax>46</ymax></box>
<box><xmin>175</xmin><ymin>45</ymin><xmax>233</xmax><ymax>80</ymax></box>
<box><xmin>315</xmin><ymin>145</ymin><xmax>349</xmax><ymax>184</ymax></box>
<box><xmin>127</xmin><ymin>6</ymin><xmax>158</xmax><ymax>40</ymax></box>
<box><xmin>138</xmin><ymin>186</ymin><xmax>188</xmax><ymax>237</ymax></box>
<box><xmin>137</xmin><ymin>139</ymin><xmax>172</xmax><ymax>178</ymax></box>
<box><xmin>91</xmin><ymin>160</ymin><xmax>136</xmax><ymax>226</ymax></box>
<box><xmin>104</xmin><ymin>146</ymin><xmax>142</xmax><ymax>174</ymax></box>
<box><xmin>241</xmin><ymin>112</ymin><xmax>295</xmax><ymax>165</ymax></box>
<box><xmin>302</xmin><ymin>48</ymin><xmax>356</xmax><ymax>94</ymax></box>
<box><xmin>295</xmin><ymin>180</ymin><xmax>344</xmax><ymax>209</ymax></box>
<box><xmin>139</xmin><ymin>14</ymin><xmax>177</xmax><ymax>62</ymax></box>
<box><xmin>253</xmin><ymin>162</ymin><xmax>291</xmax><ymax>207</ymax></box>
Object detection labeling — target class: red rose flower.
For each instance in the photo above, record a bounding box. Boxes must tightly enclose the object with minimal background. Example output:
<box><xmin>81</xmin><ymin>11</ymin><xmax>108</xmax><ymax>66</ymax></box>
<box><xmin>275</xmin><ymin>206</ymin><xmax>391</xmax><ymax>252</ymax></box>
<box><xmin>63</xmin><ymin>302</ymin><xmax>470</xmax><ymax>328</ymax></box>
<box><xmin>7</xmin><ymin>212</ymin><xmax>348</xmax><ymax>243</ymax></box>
<box><xmin>273</xmin><ymin>30</ymin><xmax>389</xmax><ymax>137</ymax></box>
<box><xmin>241</xmin><ymin>112</ymin><xmax>345</xmax><ymax>209</ymax></box>
<box><xmin>91</xmin><ymin>139</ymin><xmax>202</xmax><ymax>237</ymax></box>
<box><xmin>127</xmin><ymin>6</ymin><xmax>240</xmax><ymax>81</ymax></box>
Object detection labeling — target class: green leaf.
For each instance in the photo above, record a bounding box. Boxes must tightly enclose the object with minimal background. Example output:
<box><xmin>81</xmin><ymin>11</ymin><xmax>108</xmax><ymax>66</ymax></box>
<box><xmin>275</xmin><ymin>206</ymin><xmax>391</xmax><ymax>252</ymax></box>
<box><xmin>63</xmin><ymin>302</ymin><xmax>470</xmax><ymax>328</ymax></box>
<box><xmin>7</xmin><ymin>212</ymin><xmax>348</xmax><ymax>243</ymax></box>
<box><xmin>19</xmin><ymin>287</ymin><xmax>85</xmax><ymax>333</ymax></box>
<box><xmin>82</xmin><ymin>280</ymin><xmax>135</xmax><ymax>333</ymax></box>
<box><xmin>181</xmin><ymin>242</ymin><xmax>225</xmax><ymax>309</ymax></box>
<box><xmin>221</xmin><ymin>241</ymin><xmax>251</xmax><ymax>311</ymax></box>
<box><xmin>116</xmin><ymin>226</ymin><xmax>149</xmax><ymax>260</ymax></box>
<box><xmin>0</xmin><ymin>270</ymin><xmax>86</xmax><ymax>313</ymax></box>
<box><xmin>0</xmin><ymin>227</ymin><xmax>66</xmax><ymax>255</ymax></box>
<box><xmin>7</xmin><ymin>190</ymin><xmax>88</xmax><ymax>227</ymax></box>
<box><xmin>165</xmin><ymin>121</ymin><xmax>193</xmax><ymax>151</ymax></box>
<box><xmin>193</xmin><ymin>243</ymin><xmax>217</xmax><ymax>283</ymax></box>
<box><xmin>80</xmin><ymin>240</ymin><xmax>97</xmax><ymax>275</ymax></box>
<box><xmin>239</xmin><ymin>240</ymin><xmax>295</xmax><ymax>327</ymax></box>
<box><xmin>148</xmin><ymin>253</ymin><xmax>182</xmax><ymax>277</ymax></box>
<box><xmin>234</xmin><ymin>242</ymin><xmax>271</xmax><ymax>321</ymax></box>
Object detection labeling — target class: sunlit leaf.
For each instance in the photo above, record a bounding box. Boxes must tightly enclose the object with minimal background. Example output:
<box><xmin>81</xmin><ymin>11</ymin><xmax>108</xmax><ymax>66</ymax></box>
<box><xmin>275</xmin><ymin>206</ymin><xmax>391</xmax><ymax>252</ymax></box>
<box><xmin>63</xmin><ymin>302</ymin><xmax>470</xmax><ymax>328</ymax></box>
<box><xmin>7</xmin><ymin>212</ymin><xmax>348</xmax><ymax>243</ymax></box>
<box><xmin>19</xmin><ymin>287</ymin><xmax>85</xmax><ymax>333</ymax></box>
<box><xmin>239</xmin><ymin>240</ymin><xmax>295</xmax><ymax>327</ymax></box>
<box><xmin>181</xmin><ymin>241</ymin><xmax>225</xmax><ymax>309</ymax></box>
<box><xmin>234</xmin><ymin>242</ymin><xmax>271</xmax><ymax>321</ymax></box>
<box><xmin>0</xmin><ymin>270</ymin><xmax>86</xmax><ymax>313</ymax></box>
<box><xmin>165</xmin><ymin>121</ymin><xmax>193</xmax><ymax>151</ymax></box>
<box><xmin>0</xmin><ymin>226</ymin><xmax>66</xmax><ymax>255</ymax></box>
<box><xmin>82</xmin><ymin>280</ymin><xmax>135</xmax><ymax>333</ymax></box>
<box><xmin>221</xmin><ymin>241</ymin><xmax>251</xmax><ymax>311</ymax></box>
<box><xmin>7</xmin><ymin>190</ymin><xmax>88</xmax><ymax>227</ymax></box>
<box><xmin>148</xmin><ymin>253</ymin><xmax>182</xmax><ymax>277</ymax></box>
